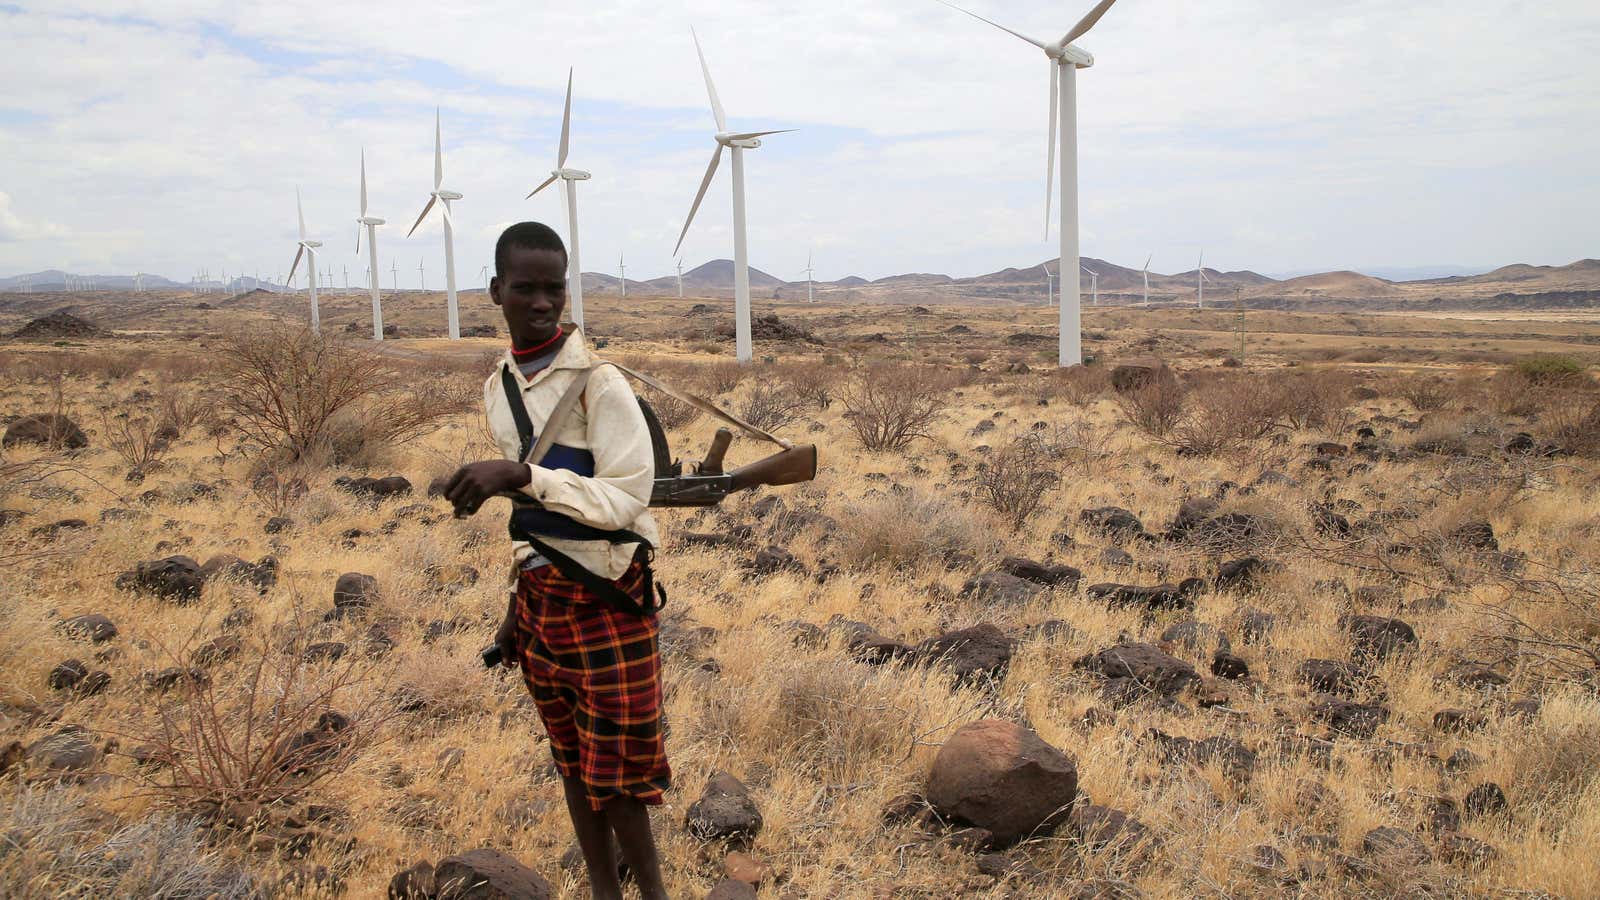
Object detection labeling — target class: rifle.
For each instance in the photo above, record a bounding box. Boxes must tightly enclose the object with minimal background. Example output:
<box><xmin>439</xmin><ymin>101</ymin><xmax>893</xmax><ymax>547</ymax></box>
<box><xmin>651</xmin><ymin>427</ymin><xmax>818</xmax><ymax>507</ymax></box>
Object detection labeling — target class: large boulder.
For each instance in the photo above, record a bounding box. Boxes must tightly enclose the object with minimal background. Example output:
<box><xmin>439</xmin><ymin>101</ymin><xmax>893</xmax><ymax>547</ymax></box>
<box><xmin>27</xmin><ymin>725</ymin><xmax>100</xmax><ymax>773</ymax></box>
<box><xmin>999</xmin><ymin>557</ymin><xmax>1082</xmax><ymax>587</ymax></box>
<box><xmin>1110</xmin><ymin>359</ymin><xmax>1173</xmax><ymax>394</ymax></box>
<box><xmin>1341</xmin><ymin>615</ymin><xmax>1417</xmax><ymax>659</ymax></box>
<box><xmin>59</xmin><ymin>613</ymin><xmax>117</xmax><ymax>643</ymax></box>
<box><xmin>1078</xmin><ymin>507</ymin><xmax>1145</xmax><ymax>539</ymax></box>
<box><xmin>333</xmin><ymin>573</ymin><xmax>379</xmax><ymax>611</ymax></box>
<box><xmin>434</xmin><ymin>848</ymin><xmax>553</xmax><ymax>899</ymax></box>
<box><xmin>926</xmin><ymin>719</ymin><xmax>1078</xmax><ymax>847</ymax></box>
<box><xmin>916</xmin><ymin>625</ymin><xmax>1017</xmax><ymax>683</ymax></box>
<box><xmin>115</xmin><ymin>556</ymin><xmax>204</xmax><ymax>603</ymax></box>
<box><xmin>1074</xmin><ymin>643</ymin><xmax>1199</xmax><ymax>697</ymax></box>
<box><xmin>960</xmin><ymin>572</ymin><xmax>1043</xmax><ymax>604</ymax></box>
<box><xmin>3</xmin><ymin>413</ymin><xmax>87</xmax><ymax>449</ymax></box>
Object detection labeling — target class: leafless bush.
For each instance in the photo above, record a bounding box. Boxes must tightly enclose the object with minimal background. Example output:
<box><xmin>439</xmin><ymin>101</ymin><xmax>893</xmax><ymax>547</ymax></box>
<box><xmin>1393</xmin><ymin>374</ymin><xmax>1457</xmax><ymax>412</ymax></box>
<box><xmin>698</xmin><ymin>360</ymin><xmax>746</xmax><ymax>396</ymax></box>
<box><xmin>738</xmin><ymin>381</ymin><xmax>808</xmax><ymax>433</ymax></box>
<box><xmin>1545</xmin><ymin>394</ymin><xmax>1600</xmax><ymax>457</ymax></box>
<box><xmin>1044</xmin><ymin>365</ymin><xmax>1111</xmax><ymax>406</ymax></box>
<box><xmin>247</xmin><ymin>466</ymin><xmax>311</xmax><ymax>518</ymax></box>
<box><xmin>1113</xmin><ymin>375</ymin><xmax>1186</xmax><ymax>439</ymax></box>
<box><xmin>1041</xmin><ymin>419</ymin><xmax>1112</xmax><ymax>474</ymax></box>
<box><xmin>840</xmin><ymin>362</ymin><xmax>952</xmax><ymax>451</ymax></box>
<box><xmin>216</xmin><ymin>326</ymin><xmax>379</xmax><ymax>460</ymax></box>
<box><xmin>1159</xmin><ymin>374</ymin><xmax>1284</xmax><ymax>455</ymax></box>
<box><xmin>312</xmin><ymin>382</ymin><xmax>463</xmax><ymax>466</ymax></box>
<box><xmin>838</xmin><ymin>488</ymin><xmax>994</xmax><ymax>569</ymax></box>
<box><xmin>781</xmin><ymin>362</ymin><xmax>834</xmax><ymax>410</ymax></box>
<box><xmin>643</xmin><ymin>390</ymin><xmax>700</xmax><ymax>430</ymax></box>
<box><xmin>156</xmin><ymin>385</ymin><xmax>213</xmax><ymax>437</ymax></box>
<box><xmin>135</xmin><ymin>631</ymin><xmax>392</xmax><ymax>808</ymax></box>
<box><xmin>99</xmin><ymin>411</ymin><xmax>169</xmax><ymax>474</ymax></box>
<box><xmin>970</xmin><ymin>434</ymin><xmax>1059</xmax><ymax>527</ymax></box>
<box><xmin>1273</xmin><ymin>371</ymin><xmax>1356</xmax><ymax>431</ymax></box>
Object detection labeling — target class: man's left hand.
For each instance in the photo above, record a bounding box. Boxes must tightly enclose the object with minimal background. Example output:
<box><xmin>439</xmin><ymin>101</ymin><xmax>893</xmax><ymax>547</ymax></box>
<box><xmin>444</xmin><ymin>460</ymin><xmax>533</xmax><ymax>517</ymax></box>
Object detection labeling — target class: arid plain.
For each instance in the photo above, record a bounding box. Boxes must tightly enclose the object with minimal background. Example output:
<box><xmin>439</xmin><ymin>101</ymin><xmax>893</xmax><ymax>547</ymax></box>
<box><xmin>1</xmin><ymin>286</ymin><xmax>1597</xmax><ymax>899</ymax></box>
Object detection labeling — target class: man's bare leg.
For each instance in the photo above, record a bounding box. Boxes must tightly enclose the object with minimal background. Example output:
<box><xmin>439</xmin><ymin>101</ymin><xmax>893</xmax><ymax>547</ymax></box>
<box><xmin>604</xmin><ymin>796</ymin><xmax>668</xmax><ymax>900</ymax></box>
<box><xmin>560</xmin><ymin>775</ymin><xmax>623</xmax><ymax>900</ymax></box>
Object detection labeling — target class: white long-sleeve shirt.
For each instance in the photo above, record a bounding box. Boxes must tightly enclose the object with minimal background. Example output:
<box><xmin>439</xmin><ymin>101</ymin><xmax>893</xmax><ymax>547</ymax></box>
<box><xmin>482</xmin><ymin>328</ymin><xmax>660</xmax><ymax>580</ymax></box>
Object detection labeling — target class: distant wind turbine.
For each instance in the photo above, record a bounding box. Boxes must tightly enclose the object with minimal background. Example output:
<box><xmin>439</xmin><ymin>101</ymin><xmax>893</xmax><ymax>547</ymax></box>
<box><xmin>801</xmin><ymin>251</ymin><xmax>815</xmax><ymax>303</ymax></box>
<box><xmin>526</xmin><ymin>68</ymin><xmax>591</xmax><ymax>330</ymax></box>
<box><xmin>1142</xmin><ymin>253</ymin><xmax>1152</xmax><ymax>306</ymax></box>
<box><xmin>617</xmin><ymin>253</ymin><xmax>627</xmax><ymax>299</ymax></box>
<box><xmin>390</xmin><ymin>260</ymin><xmax>398</xmax><ymax>291</ymax></box>
<box><xmin>356</xmin><ymin>149</ymin><xmax>386</xmax><ymax>340</ymax></box>
<box><xmin>1043</xmin><ymin>262</ymin><xmax>1054</xmax><ymax>307</ymax></box>
<box><xmin>675</xmin><ymin>258</ymin><xmax>684</xmax><ymax>298</ymax></box>
<box><xmin>1196</xmin><ymin>251</ymin><xmax>1211</xmax><ymax>308</ymax></box>
<box><xmin>479</xmin><ymin>265</ymin><xmax>488</xmax><ymax>291</ymax></box>
<box><xmin>673</xmin><ymin>28</ymin><xmax>795</xmax><ymax>363</ymax></box>
<box><xmin>418</xmin><ymin>259</ymin><xmax>425</xmax><ymax>291</ymax></box>
<box><xmin>939</xmin><ymin>0</ymin><xmax>1123</xmax><ymax>367</ymax></box>
<box><xmin>1081</xmin><ymin>264</ymin><xmax>1098</xmax><ymax>306</ymax></box>
<box><xmin>287</xmin><ymin>189</ymin><xmax>323</xmax><ymax>333</ymax></box>
<box><xmin>406</xmin><ymin>108</ymin><xmax>463</xmax><ymax>339</ymax></box>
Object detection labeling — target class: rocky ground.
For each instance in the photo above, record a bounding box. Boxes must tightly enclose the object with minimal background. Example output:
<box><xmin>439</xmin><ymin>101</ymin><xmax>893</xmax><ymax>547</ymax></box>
<box><xmin>0</xmin><ymin>305</ymin><xmax>1597</xmax><ymax>898</ymax></box>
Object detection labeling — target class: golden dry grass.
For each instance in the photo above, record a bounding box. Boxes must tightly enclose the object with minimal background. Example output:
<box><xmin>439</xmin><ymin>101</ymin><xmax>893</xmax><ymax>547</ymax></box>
<box><xmin>1</xmin><ymin>296</ymin><xmax>1598</xmax><ymax>898</ymax></box>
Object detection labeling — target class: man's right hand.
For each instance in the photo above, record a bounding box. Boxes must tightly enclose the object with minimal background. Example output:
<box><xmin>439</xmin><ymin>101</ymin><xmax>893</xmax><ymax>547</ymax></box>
<box><xmin>494</xmin><ymin>615</ymin><xmax>519</xmax><ymax>670</ymax></box>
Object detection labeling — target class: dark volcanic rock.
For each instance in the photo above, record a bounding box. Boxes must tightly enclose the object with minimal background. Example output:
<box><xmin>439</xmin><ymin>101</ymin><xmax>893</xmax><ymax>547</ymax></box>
<box><xmin>3</xmin><ymin>413</ymin><xmax>88</xmax><ymax>449</ymax></box>
<box><xmin>1342</xmin><ymin>615</ymin><xmax>1417</xmax><ymax>659</ymax></box>
<box><xmin>916</xmin><ymin>624</ymin><xmax>1017</xmax><ymax>683</ymax></box>
<box><xmin>12</xmin><ymin>311</ymin><xmax>103</xmax><ymax>339</ymax></box>
<box><xmin>686</xmin><ymin>771</ymin><xmax>763</xmax><ymax>846</ymax></box>
<box><xmin>59</xmin><ymin>613</ymin><xmax>117</xmax><ymax>643</ymax></box>
<box><xmin>115</xmin><ymin>556</ymin><xmax>203</xmax><ymax>603</ymax></box>
<box><xmin>960</xmin><ymin>571</ymin><xmax>1043</xmax><ymax>604</ymax></box>
<box><xmin>1070</xmin><ymin>804</ymin><xmax>1160</xmax><ymax>867</ymax></box>
<box><xmin>1212</xmin><ymin>652</ymin><xmax>1250</xmax><ymax>680</ymax></box>
<box><xmin>1361</xmin><ymin>826</ymin><xmax>1431</xmax><ymax>866</ymax></box>
<box><xmin>1297</xmin><ymin>658</ymin><xmax>1364</xmax><ymax>696</ymax></box>
<box><xmin>1079</xmin><ymin>507</ymin><xmax>1145</xmax><ymax>539</ymax></box>
<box><xmin>1215</xmin><ymin>557</ymin><xmax>1274</xmax><ymax>592</ymax></box>
<box><xmin>434</xmin><ymin>848</ymin><xmax>553</xmax><ymax>899</ymax></box>
<box><xmin>999</xmin><ymin>556</ymin><xmax>1082</xmax><ymax>587</ymax></box>
<box><xmin>1463</xmin><ymin>782</ymin><xmax>1509</xmax><ymax>818</ymax></box>
<box><xmin>27</xmin><ymin>725</ymin><xmax>100</xmax><ymax>773</ymax></box>
<box><xmin>1310</xmin><ymin>698</ymin><xmax>1390</xmax><ymax>738</ymax></box>
<box><xmin>333</xmin><ymin>475</ymin><xmax>413</xmax><ymax>499</ymax></box>
<box><xmin>926</xmin><ymin>719</ymin><xmax>1078</xmax><ymax>847</ymax></box>
<box><xmin>1087</xmin><ymin>581</ymin><xmax>1199</xmax><ymax>611</ymax></box>
<box><xmin>333</xmin><ymin>572</ymin><xmax>378</xmax><ymax>611</ymax></box>
<box><xmin>1074</xmin><ymin>643</ymin><xmax>1200</xmax><ymax>697</ymax></box>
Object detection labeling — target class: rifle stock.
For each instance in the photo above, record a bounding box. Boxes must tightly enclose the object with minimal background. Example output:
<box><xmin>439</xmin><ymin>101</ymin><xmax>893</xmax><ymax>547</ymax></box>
<box><xmin>648</xmin><ymin>444</ymin><xmax>817</xmax><ymax>507</ymax></box>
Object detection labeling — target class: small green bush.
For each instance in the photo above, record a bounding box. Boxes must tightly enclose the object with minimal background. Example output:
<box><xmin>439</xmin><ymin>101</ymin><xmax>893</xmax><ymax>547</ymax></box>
<box><xmin>1512</xmin><ymin>355</ymin><xmax>1587</xmax><ymax>384</ymax></box>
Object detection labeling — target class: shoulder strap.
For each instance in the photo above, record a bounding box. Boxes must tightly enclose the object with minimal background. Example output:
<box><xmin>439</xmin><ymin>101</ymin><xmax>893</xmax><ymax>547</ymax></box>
<box><xmin>500</xmin><ymin>366</ymin><xmax>535</xmax><ymax>461</ymax></box>
<box><xmin>604</xmin><ymin>360</ymin><xmax>794</xmax><ymax>450</ymax></box>
<box><xmin>502</xmin><ymin>363</ymin><xmax>600</xmax><ymax>467</ymax></box>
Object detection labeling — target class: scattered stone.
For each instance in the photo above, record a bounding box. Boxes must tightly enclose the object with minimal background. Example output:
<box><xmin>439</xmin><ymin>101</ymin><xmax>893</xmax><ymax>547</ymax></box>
<box><xmin>1146</xmin><ymin>729</ymin><xmax>1257</xmax><ymax>783</ymax></box>
<box><xmin>1424</xmin><ymin>796</ymin><xmax>1461</xmax><ymax>833</ymax></box>
<box><xmin>433</xmin><ymin>848</ymin><xmax>553</xmax><ymax>899</ymax></box>
<box><xmin>1099</xmin><ymin>547</ymin><xmax>1135</xmax><ymax>568</ymax></box>
<box><xmin>723</xmin><ymin>849</ymin><xmax>769</xmax><ymax>886</ymax></box>
<box><xmin>3</xmin><ymin>413</ymin><xmax>88</xmax><ymax>449</ymax></box>
<box><xmin>998</xmin><ymin>556</ymin><xmax>1083</xmax><ymax>587</ymax></box>
<box><xmin>1070</xmin><ymin>804</ymin><xmax>1159</xmax><ymax>867</ymax></box>
<box><xmin>916</xmin><ymin>624</ymin><xmax>1017</xmax><ymax>683</ymax></box>
<box><xmin>1463</xmin><ymin>782</ymin><xmax>1508</xmax><ymax>818</ymax></box>
<box><xmin>1215</xmin><ymin>557</ymin><xmax>1273</xmax><ymax>592</ymax></box>
<box><xmin>265</xmin><ymin>516</ymin><xmax>294</xmax><ymax>534</ymax></box>
<box><xmin>1447</xmin><ymin>519</ymin><xmax>1499</xmax><ymax>552</ymax></box>
<box><xmin>333</xmin><ymin>474</ymin><xmax>413</xmax><ymax>499</ymax></box>
<box><xmin>975</xmin><ymin>851</ymin><xmax>1045</xmax><ymax>883</ymax></box>
<box><xmin>1212</xmin><ymin>652</ymin><xmax>1249</xmax><ymax>680</ymax></box>
<box><xmin>926</xmin><ymin>719</ymin><xmax>1078</xmax><ymax>847</ymax></box>
<box><xmin>1074</xmin><ymin>643</ymin><xmax>1200</xmax><ymax>697</ymax></box>
<box><xmin>1087</xmin><ymin>581</ymin><xmax>1199</xmax><ymax>611</ymax></box>
<box><xmin>388</xmin><ymin>860</ymin><xmax>436</xmax><ymax>899</ymax></box>
<box><xmin>1438</xmin><ymin>833</ymin><xmax>1499</xmax><ymax>867</ymax></box>
<box><xmin>1239</xmin><ymin>608</ymin><xmax>1275</xmax><ymax>643</ymax></box>
<box><xmin>59</xmin><ymin>613</ymin><xmax>117</xmax><ymax>643</ymax></box>
<box><xmin>705</xmin><ymin>880</ymin><xmax>758</xmax><ymax>900</ymax></box>
<box><xmin>747</xmin><ymin>545</ymin><xmax>803</xmax><ymax>576</ymax></box>
<box><xmin>304</xmin><ymin>641</ymin><xmax>348</xmax><ymax>663</ymax></box>
<box><xmin>26</xmin><ymin>725</ymin><xmax>100</xmax><ymax>773</ymax></box>
<box><xmin>1079</xmin><ymin>507</ymin><xmax>1145</xmax><ymax>539</ymax></box>
<box><xmin>959</xmin><ymin>571</ymin><xmax>1042</xmax><ymax>604</ymax></box>
<box><xmin>1311</xmin><ymin>698</ymin><xmax>1390</xmax><ymax>738</ymax></box>
<box><xmin>1361</xmin><ymin>826</ymin><xmax>1431</xmax><ymax>866</ymax></box>
<box><xmin>333</xmin><ymin>572</ymin><xmax>378</xmax><ymax>611</ymax></box>
<box><xmin>48</xmin><ymin>659</ymin><xmax>88</xmax><ymax>691</ymax></box>
<box><xmin>686</xmin><ymin>771</ymin><xmax>763</xmax><ymax>846</ymax></box>
<box><xmin>1297</xmin><ymin>658</ymin><xmax>1363</xmax><ymax>696</ymax></box>
<box><xmin>1433</xmin><ymin>708</ymin><xmax>1488</xmax><ymax>734</ymax></box>
<box><xmin>1445</xmin><ymin>663</ymin><xmax>1508</xmax><ymax>690</ymax></box>
<box><xmin>1159</xmin><ymin>619</ymin><xmax>1225</xmax><ymax>653</ymax></box>
<box><xmin>1167</xmin><ymin>498</ymin><xmax>1219</xmax><ymax>539</ymax></box>
<box><xmin>1110</xmin><ymin>359</ymin><xmax>1172</xmax><ymax>394</ymax></box>
<box><xmin>115</xmin><ymin>556</ymin><xmax>204</xmax><ymax>603</ymax></box>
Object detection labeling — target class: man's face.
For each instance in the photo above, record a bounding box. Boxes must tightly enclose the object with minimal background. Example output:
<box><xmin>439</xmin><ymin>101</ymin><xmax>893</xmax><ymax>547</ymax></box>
<box><xmin>491</xmin><ymin>246</ymin><xmax>568</xmax><ymax>346</ymax></box>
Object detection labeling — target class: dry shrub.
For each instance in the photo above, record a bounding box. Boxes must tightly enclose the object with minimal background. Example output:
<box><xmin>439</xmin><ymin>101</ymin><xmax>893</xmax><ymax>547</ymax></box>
<box><xmin>1041</xmin><ymin>418</ymin><xmax>1113</xmax><ymax>474</ymax></box>
<box><xmin>971</xmin><ymin>434</ymin><xmax>1059</xmax><ymax>527</ymax></box>
<box><xmin>156</xmin><ymin>385</ymin><xmax>213</xmax><ymax>436</ymax></box>
<box><xmin>99</xmin><ymin>411</ymin><xmax>169</xmax><ymax>473</ymax></box>
<box><xmin>1545</xmin><ymin>394</ymin><xmax>1600</xmax><ymax>457</ymax></box>
<box><xmin>313</xmin><ymin>382</ymin><xmax>463</xmax><ymax>466</ymax></box>
<box><xmin>1163</xmin><ymin>376</ymin><xmax>1282</xmax><ymax>456</ymax></box>
<box><xmin>840</xmin><ymin>362</ymin><xmax>952</xmax><ymax>451</ymax></box>
<box><xmin>246</xmin><ymin>465</ymin><xmax>311</xmax><ymax>518</ymax></box>
<box><xmin>1392</xmin><ymin>374</ymin><xmax>1457</xmax><ymax>412</ymax></box>
<box><xmin>136</xmin><ymin>631</ymin><xmax>391</xmax><ymax>807</ymax></box>
<box><xmin>1486</xmin><ymin>370</ymin><xmax>1546</xmax><ymax>417</ymax></box>
<box><xmin>1113</xmin><ymin>375</ymin><xmax>1185</xmax><ymax>439</ymax></box>
<box><xmin>737</xmin><ymin>380</ymin><xmax>808</xmax><ymax>434</ymax></box>
<box><xmin>1273</xmin><ymin>370</ymin><xmax>1356</xmax><ymax>430</ymax></box>
<box><xmin>698</xmin><ymin>360</ymin><xmax>746</xmax><ymax>396</ymax></box>
<box><xmin>780</xmin><ymin>362</ymin><xmax>834</xmax><ymax>410</ymax></box>
<box><xmin>1045</xmin><ymin>365</ymin><xmax>1110</xmax><ymax>406</ymax></box>
<box><xmin>838</xmin><ymin>488</ymin><xmax>994</xmax><ymax>569</ymax></box>
<box><xmin>642</xmin><ymin>389</ymin><xmax>700</xmax><ymax>430</ymax></box>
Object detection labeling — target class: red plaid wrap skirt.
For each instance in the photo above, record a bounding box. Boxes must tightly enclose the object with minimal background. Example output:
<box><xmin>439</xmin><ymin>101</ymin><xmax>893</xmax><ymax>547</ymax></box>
<box><xmin>512</xmin><ymin>557</ymin><xmax>671</xmax><ymax>810</ymax></box>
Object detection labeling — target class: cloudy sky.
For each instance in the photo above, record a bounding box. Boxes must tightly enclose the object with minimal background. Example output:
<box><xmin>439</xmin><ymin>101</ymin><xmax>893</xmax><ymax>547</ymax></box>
<box><xmin>2</xmin><ymin>0</ymin><xmax>1597</xmax><ymax>286</ymax></box>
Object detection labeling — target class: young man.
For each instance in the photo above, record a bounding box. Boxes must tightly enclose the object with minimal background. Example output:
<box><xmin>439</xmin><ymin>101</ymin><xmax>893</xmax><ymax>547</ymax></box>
<box><xmin>444</xmin><ymin>222</ymin><xmax>670</xmax><ymax>900</ymax></box>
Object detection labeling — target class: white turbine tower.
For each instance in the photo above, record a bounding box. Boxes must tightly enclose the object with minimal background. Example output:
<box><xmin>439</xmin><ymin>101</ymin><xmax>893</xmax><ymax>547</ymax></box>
<box><xmin>1142</xmin><ymin>253</ymin><xmax>1152</xmax><ymax>306</ymax></box>
<box><xmin>801</xmin><ymin>250</ymin><xmax>815</xmax><ymax>303</ymax></box>
<box><xmin>356</xmin><ymin>149</ymin><xmax>386</xmax><ymax>340</ymax></box>
<box><xmin>675</xmin><ymin>258</ymin><xmax>684</xmax><ymax>298</ymax></box>
<box><xmin>417</xmin><ymin>259</ymin><xmax>425</xmax><ymax>291</ymax></box>
<box><xmin>406</xmin><ymin>108</ymin><xmax>463</xmax><ymax>339</ymax></box>
<box><xmin>1081</xmin><ymin>265</ymin><xmax>1099</xmax><ymax>306</ymax></box>
<box><xmin>673</xmin><ymin>28</ymin><xmax>795</xmax><ymax>363</ymax></box>
<box><xmin>1196</xmin><ymin>251</ymin><xmax>1211</xmax><ymax>308</ymax></box>
<box><xmin>1043</xmin><ymin>262</ymin><xmax>1054</xmax><ymax>307</ymax></box>
<box><xmin>287</xmin><ymin>189</ymin><xmax>322</xmax><ymax>333</ymax></box>
<box><xmin>941</xmin><ymin>0</ymin><xmax>1121</xmax><ymax>367</ymax></box>
<box><xmin>617</xmin><ymin>254</ymin><xmax>627</xmax><ymax>299</ymax></box>
<box><xmin>526</xmin><ymin>69</ymin><xmax>591</xmax><ymax>330</ymax></box>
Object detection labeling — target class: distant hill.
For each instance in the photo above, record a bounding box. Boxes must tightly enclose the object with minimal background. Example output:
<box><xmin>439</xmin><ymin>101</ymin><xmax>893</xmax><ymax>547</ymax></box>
<box><xmin>1250</xmin><ymin>270</ymin><xmax>1402</xmax><ymax>299</ymax></box>
<box><xmin>680</xmin><ymin>259</ymin><xmax>783</xmax><ymax>289</ymax></box>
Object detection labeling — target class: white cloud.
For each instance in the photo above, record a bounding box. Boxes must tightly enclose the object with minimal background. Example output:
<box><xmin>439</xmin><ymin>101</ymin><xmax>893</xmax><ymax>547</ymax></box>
<box><xmin>0</xmin><ymin>0</ymin><xmax>1596</xmax><ymax>284</ymax></box>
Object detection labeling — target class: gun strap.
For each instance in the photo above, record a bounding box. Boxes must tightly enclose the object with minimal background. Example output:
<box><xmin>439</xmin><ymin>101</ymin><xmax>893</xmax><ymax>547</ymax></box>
<box><xmin>607</xmin><ymin>361</ymin><xmax>794</xmax><ymax>450</ymax></box>
<box><xmin>501</xmin><ymin>364</ymin><xmax>600</xmax><ymax>466</ymax></box>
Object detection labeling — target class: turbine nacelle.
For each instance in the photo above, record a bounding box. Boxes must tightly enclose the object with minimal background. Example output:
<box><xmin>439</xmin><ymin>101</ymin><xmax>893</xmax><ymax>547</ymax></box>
<box><xmin>1057</xmin><ymin>45</ymin><xmax>1094</xmax><ymax>68</ymax></box>
<box><xmin>555</xmin><ymin>167</ymin><xmax>591</xmax><ymax>181</ymax></box>
<box><xmin>723</xmin><ymin>136</ymin><xmax>762</xmax><ymax>149</ymax></box>
<box><xmin>300</xmin><ymin>240</ymin><xmax>323</xmax><ymax>250</ymax></box>
<box><xmin>358</xmin><ymin>216</ymin><xmax>386</xmax><ymax>226</ymax></box>
<box><xmin>434</xmin><ymin>190</ymin><xmax>463</xmax><ymax>201</ymax></box>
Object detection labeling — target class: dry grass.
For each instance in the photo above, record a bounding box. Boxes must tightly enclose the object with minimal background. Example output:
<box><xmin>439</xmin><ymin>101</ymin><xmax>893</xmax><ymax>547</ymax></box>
<box><xmin>2</xmin><ymin>301</ymin><xmax>1598</xmax><ymax>898</ymax></box>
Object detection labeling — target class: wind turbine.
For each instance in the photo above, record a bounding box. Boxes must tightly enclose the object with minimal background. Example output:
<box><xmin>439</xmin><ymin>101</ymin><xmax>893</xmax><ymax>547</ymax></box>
<box><xmin>418</xmin><ymin>259</ymin><xmax>425</xmax><ymax>291</ymax></box>
<box><xmin>1043</xmin><ymin>262</ymin><xmax>1054</xmax><ymax>307</ymax></box>
<box><xmin>406</xmin><ymin>108</ymin><xmax>463</xmax><ymax>339</ymax></box>
<box><xmin>1196</xmin><ymin>251</ymin><xmax>1211</xmax><ymax>308</ymax></box>
<box><xmin>526</xmin><ymin>68</ymin><xmax>591</xmax><ymax>330</ymax></box>
<box><xmin>355</xmin><ymin>150</ymin><xmax>386</xmax><ymax>340</ymax></box>
<box><xmin>801</xmin><ymin>250</ymin><xmax>815</xmax><ymax>302</ymax></box>
<box><xmin>673</xmin><ymin>28</ymin><xmax>795</xmax><ymax>363</ymax></box>
<box><xmin>617</xmin><ymin>253</ymin><xmax>627</xmax><ymax>299</ymax></box>
<box><xmin>391</xmin><ymin>260</ymin><xmax>398</xmax><ymax>290</ymax></box>
<box><xmin>675</xmin><ymin>258</ymin><xmax>684</xmax><ymax>298</ymax></box>
<box><xmin>1142</xmin><ymin>253</ymin><xmax>1152</xmax><ymax>306</ymax></box>
<box><xmin>479</xmin><ymin>265</ymin><xmax>488</xmax><ymax>291</ymax></box>
<box><xmin>940</xmin><ymin>0</ymin><xmax>1122</xmax><ymax>367</ymax></box>
<box><xmin>287</xmin><ymin>189</ymin><xmax>322</xmax><ymax>333</ymax></box>
<box><xmin>1081</xmin><ymin>264</ymin><xmax>1098</xmax><ymax>306</ymax></box>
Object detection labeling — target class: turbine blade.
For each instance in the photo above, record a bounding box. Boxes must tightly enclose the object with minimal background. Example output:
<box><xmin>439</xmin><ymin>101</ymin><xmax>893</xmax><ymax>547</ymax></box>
<box><xmin>526</xmin><ymin>174</ymin><xmax>559</xmax><ymax>199</ymax></box>
<box><xmin>691</xmin><ymin>28</ymin><xmax>728</xmax><ymax>132</ymax></box>
<box><xmin>673</xmin><ymin>145</ymin><xmax>724</xmax><ymax>255</ymax></box>
<box><xmin>407</xmin><ymin>196</ymin><xmax>437</xmax><ymax>238</ymax></box>
<box><xmin>297</xmin><ymin>189</ymin><xmax>306</xmax><ymax>240</ymax></box>
<box><xmin>433</xmin><ymin>107</ymin><xmax>444</xmax><ymax>190</ymax></box>
<box><xmin>937</xmin><ymin>0</ymin><xmax>1049</xmax><ymax>50</ymax></box>
<box><xmin>356</xmin><ymin>223</ymin><xmax>362</xmax><ymax>256</ymax></box>
<box><xmin>360</xmin><ymin>149</ymin><xmax>368</xmax><ymax>216</ymax></box>
<box><xmin>558</xmin><ymin>67</ymin><xmax>573</xmax><ymax>167</ymax></box>
<box><xmin>1045</xmin><ymin>63</ymin><xmax>1057</xmax><ymax>239</ymax></box>
<box><xmin>725</xmin><ymin>129</ymin><xmax>796</xmax><ymax>141</ymax></box>
<box><xmin>1062</xmin><ymin>0</ymin><xmax>1119</xmax><ymax>45</ymax></box>
<box><xmin>289</xmin><ymin>245</ymin><xmax>304</xmax><ymax>283</ymax></box>
<box><xmin>1144</xmin><ymin>253</ymin><xmax>1152</xmax><ymax>270</ymax></box>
